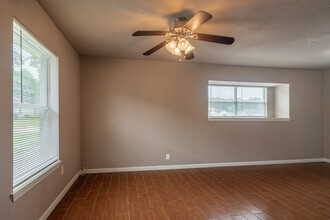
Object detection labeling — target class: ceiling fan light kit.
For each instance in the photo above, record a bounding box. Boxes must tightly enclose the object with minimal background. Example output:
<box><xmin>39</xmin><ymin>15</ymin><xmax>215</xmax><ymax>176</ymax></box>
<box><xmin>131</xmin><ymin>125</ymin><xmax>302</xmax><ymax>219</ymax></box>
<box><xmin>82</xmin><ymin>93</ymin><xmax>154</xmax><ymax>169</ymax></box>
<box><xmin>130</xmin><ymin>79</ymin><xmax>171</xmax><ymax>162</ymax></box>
<box><xmin>132</xmin><ymin>11</ymin><xmax>235</xmax><ymax>61</ymax></box>
<box><xmin>165</xmin><ymin>38</ymin><xmax>195</xmax><ymax>57</ymax></box>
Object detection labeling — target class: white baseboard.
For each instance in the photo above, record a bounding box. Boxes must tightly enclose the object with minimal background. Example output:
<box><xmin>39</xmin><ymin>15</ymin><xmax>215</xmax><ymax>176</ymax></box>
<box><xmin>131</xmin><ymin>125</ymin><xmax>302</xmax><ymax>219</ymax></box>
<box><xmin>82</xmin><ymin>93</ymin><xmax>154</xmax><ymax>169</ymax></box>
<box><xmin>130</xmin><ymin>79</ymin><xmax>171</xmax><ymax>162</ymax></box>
<box><xmin>39</xmin><ymin>170</ymin><xmax>81</xmax><ymax>220</ymax></box>
<box><xmin>85</xmin><ymin>158</ymin><xmax>325</xmax><ymax>174</ymax></box>
<box><xmin>324</xmin><ymin>158</ymin><xmax>330</xmax><ymax>163</ymax></box>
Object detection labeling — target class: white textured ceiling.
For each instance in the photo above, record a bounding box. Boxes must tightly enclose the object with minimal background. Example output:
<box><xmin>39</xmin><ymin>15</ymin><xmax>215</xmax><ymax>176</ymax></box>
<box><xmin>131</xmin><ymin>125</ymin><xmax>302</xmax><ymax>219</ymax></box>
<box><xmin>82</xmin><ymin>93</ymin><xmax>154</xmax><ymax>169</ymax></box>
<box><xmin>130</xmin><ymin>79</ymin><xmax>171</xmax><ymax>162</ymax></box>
<box><xmin>38</xmin><ymin>0</ymin><xmax>330</xmax><ymax>69</ymax></box>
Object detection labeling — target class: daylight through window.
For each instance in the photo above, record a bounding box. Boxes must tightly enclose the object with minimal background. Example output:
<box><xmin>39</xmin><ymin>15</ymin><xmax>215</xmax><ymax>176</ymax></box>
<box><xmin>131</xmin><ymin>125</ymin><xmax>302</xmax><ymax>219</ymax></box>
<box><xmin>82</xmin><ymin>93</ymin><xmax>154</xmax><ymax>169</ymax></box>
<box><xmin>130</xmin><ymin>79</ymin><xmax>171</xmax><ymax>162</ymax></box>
<box><xmin>13</xmin><ymin>20</ymin><xmax>59</xmax><ymax>190</ymax></box>
<box><xmin>208</xmin><ymin>85</ymin><xmax>267</xmax><ymax>118</ymax></box>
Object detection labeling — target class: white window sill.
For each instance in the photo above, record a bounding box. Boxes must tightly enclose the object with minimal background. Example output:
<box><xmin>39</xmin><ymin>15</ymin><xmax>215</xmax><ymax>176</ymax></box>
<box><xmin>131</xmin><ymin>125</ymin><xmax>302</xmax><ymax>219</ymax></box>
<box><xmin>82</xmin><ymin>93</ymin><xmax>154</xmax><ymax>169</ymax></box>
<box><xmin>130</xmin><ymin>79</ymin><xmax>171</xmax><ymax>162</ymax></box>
<box><xmin>10</xmin><ymin>160</ymin><xmax>61</xmax><ymax>202</ymax></box>
<box><xmin>208</xmin><ymin>118</ymin><xmax>291</xmax><ymax>121</ymax></box>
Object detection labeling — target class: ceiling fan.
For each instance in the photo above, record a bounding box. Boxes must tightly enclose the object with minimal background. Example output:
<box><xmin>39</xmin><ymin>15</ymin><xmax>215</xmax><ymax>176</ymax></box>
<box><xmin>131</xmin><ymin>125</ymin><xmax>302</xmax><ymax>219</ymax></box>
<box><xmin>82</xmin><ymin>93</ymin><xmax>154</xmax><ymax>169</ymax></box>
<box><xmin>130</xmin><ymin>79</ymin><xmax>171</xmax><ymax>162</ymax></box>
<box><xmin>132</xmin><ymin>11</ymin><xmax>235</xmax><ymax>60</ymax></box>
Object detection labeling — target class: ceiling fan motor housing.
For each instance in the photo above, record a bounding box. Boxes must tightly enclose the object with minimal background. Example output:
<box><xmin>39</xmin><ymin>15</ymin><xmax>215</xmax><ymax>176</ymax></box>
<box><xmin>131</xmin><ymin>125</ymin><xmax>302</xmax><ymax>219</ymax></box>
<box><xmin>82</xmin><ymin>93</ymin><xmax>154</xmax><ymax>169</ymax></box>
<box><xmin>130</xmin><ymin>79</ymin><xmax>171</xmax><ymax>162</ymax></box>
<box><xmin>170</xmin><ymin>17</ymin><xmax>187</xmax><ymax>31</ymax></box>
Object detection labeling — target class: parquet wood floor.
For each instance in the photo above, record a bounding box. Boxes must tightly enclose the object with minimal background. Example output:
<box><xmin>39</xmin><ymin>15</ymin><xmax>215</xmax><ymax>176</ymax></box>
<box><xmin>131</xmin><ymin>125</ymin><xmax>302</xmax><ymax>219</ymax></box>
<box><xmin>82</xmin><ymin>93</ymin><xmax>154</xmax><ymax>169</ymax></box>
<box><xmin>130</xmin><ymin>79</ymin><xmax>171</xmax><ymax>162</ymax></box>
<box><xmin>48</xmin><ymin>162</ymin><xmax>330</xmax><ymax>220</ymax></box>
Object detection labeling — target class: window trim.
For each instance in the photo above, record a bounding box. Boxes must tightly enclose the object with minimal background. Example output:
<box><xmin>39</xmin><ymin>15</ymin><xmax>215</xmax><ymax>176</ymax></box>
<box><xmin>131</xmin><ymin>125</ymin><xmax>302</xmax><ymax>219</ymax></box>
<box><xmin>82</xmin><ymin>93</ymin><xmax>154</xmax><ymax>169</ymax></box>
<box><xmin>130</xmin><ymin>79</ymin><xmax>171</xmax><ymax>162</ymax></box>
<box><xmin>208</xmin><ymin>118</ymin><xmax>290</xmax><ymax>122</ymax></box>
<box><xmin>12</xmin><ymin>18</ymin><xmax>60</xmax><ymax>202</ymax></box>
<box><xmin>10</xmin><ymin>160</ymin><xmax>61</xmax><ymax>202</ymax></box>
<box><xmin>208</xmin><ymin>85</ymin><xmax>267</xmax><ymax>119</ymax></box>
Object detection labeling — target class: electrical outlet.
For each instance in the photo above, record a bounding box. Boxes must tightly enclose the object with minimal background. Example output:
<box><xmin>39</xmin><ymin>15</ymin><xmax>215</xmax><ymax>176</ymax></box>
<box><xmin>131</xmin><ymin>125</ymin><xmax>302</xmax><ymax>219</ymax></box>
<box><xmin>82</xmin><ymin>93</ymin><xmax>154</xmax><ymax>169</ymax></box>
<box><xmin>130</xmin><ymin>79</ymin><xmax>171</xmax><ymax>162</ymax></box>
<box><xmin>61</xmin><ymin>165</ymin><xmax>64</xmax><ymax>175</ymax></box>
<box><xmin>166</xmin><ymin>154</ymin><xmax>170</xmax><ymax>160</ymax></box>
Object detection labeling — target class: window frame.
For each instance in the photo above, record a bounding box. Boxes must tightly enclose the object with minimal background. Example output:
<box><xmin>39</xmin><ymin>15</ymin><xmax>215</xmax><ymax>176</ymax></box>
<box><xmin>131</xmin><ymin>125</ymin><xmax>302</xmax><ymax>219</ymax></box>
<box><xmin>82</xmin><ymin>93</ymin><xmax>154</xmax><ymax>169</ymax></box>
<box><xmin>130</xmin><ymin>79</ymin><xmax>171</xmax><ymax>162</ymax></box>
<box><xmin>208</xmin><ymin>84</ymin><xmax>267</xmax><ymax>119</ymax></box>
<box><xmin>11</xmin><ymin>19</ymin><xmax>60</xmax><ymax>202</ymax></box>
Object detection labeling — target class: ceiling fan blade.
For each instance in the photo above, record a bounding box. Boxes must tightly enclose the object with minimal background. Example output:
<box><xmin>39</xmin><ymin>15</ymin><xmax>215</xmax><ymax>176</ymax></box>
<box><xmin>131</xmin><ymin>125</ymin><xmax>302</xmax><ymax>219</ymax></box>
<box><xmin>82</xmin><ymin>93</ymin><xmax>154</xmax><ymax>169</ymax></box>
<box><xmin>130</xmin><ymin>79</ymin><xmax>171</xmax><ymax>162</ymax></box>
<box><xmin>183</xmin><ymin>11</ymin><xmax>213</xmax><ymax>31</ymax></box>
<box><xmin>143</xmin><ymin>41</ymin><xmax>167</xmax><ymax>56</ymax></box>
<box><xmin>194</xmin><ymin>33</ymin><xmax>235</xmax><ymax>45</ymax></box>
<box><xmin>132</xmin><ymin>31</ymin><xmax>167</xmax><ymax>36</ymax></box>
<box><xmin>184</xmin><ymin>51</ymin><xmax>195</xmax><ymax>60</ymax></box>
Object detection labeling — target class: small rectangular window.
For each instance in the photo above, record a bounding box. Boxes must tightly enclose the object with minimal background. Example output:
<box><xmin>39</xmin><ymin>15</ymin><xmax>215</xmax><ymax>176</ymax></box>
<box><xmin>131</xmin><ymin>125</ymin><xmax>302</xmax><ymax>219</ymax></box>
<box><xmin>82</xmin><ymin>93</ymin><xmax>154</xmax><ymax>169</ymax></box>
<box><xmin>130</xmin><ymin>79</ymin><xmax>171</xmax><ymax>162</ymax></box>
<box><xmin>13</xmin><ymin>20</ymin><xmax>59</xmax><ymax>191</ymax></box>
<box><xmin>208</xmin><ymin>85</ymin><xmax>267</xmax><ymax>118</ymax></box>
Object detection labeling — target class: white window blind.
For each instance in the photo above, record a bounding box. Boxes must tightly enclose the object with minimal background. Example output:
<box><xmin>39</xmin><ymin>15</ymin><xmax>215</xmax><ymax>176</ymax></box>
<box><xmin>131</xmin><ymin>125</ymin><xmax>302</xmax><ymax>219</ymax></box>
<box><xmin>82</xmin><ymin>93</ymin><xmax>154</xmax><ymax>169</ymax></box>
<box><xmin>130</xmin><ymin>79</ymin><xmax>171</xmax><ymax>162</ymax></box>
<box><xmin>208</xmin><ymin>85</ymin><xmax>267</xmax><ymax>118</ymax></box>
<box><xmin>13</xmin><ymin>21</ymin><xmax>59</xmax><ymax>189</ymax></box>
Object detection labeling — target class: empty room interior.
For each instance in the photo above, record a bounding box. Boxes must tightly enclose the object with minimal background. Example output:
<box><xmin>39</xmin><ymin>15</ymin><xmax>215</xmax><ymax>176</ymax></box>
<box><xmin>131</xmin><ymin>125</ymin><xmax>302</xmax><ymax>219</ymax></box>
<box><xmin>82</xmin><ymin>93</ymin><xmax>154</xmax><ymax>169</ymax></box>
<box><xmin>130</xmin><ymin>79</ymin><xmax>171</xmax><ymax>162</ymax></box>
<box><xmin>1</xmin><ymin>0</ymin><xmax>330</xmax><ymax>219</ymax></box>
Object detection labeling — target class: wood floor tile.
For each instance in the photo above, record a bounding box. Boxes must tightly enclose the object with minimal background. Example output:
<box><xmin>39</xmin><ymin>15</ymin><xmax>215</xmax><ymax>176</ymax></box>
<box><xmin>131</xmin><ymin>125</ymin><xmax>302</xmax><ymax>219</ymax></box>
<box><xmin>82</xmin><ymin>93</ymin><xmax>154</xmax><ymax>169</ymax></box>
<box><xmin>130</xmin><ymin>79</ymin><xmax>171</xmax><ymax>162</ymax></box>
<box><xmin>117</xmin><ymin>194</ymin><xmax>129</xmax><ymax>215</ymax></box>
<box><xmin>128</xmin><ymin>188</ymin><xmax>139</xmax><ymax>204</ymax></box>
<box><xmin>139</xmin><ymin>193</ymin><xmax>153</xmax><ymax>213</ymax></box>
<box><xmin>104</xmin><ymin>204</ymin><xmax>117</xmax><ymax>220</ymax></box>
<box><xmin>115</xmin><ymin>214</ymin><xmax>129</xmax><ymax>220</ymax></box>
<box><xmin>129</xmin><ymin>203</ymin><xmax>142</xmax><ymax>220</ymax></box>
<box><xmin>165</xmin><ymin>208</ymin><xmax>181</xmax><ymax>220</ymax></box>
<box><xmin>83</xmin><ymin>191</ymin><xmax>98</xmax><ymax>207</ymax></box>
<box><xmin>77</xmin><ymin>207</ymin><xmax>92</xmax><ymax>220</ymax></box>
<box><xmin>65</xmin><ymin>198</ymin><xmax>84</xmax><ymax>219</ymax></box>
<box><xmin>188</xmin><ymin>207</ymin><xmax>207</xmax><ymax>219</ymax></box>
<box><xmin>57</xmin><ymin>192</ymin><xmax>77</xmax><ymax>209</ymax></box>
<box><xmin>90</xmin><ymin>197</ymin><xmax>106</xmax><ymax>217</ymax></box>
<box><xmin>47</xmin><ymin>209</ymin><xmax>67</xmax><ymax>220</ymax></box>
<box><xmin>151</xmin><ymin>201</ymin><xmax>168</xmax><ymax>219</ymax></box>
<box><xmin>48</xmin><ymin>162</ymin><xmax>330</xmax><ymax>220</ymax></box>
<box><xmin>142</xmin><ymin>211</ymin><xmax>155</xmax><ymax>220</ymax></box>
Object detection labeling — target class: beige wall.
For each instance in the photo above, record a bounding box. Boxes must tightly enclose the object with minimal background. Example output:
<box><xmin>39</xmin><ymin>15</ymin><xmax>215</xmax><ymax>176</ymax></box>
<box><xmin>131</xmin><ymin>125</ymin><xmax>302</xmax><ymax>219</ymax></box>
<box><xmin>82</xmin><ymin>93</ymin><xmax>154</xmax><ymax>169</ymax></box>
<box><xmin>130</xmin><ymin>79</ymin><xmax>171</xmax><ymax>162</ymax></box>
<box><xmin>324</xmin><ymin>70</ymin><xmax>330</xmax><ymax>159</ymax></box>
<box><xmin>81</xmin><ymin>57</ymin><xmax>324</xmax><ymax>169</ymax></box>
<box><xmin>0</xmin><ymin>0</ymin><xmax>80</xmax><ymax>219</ymax></box>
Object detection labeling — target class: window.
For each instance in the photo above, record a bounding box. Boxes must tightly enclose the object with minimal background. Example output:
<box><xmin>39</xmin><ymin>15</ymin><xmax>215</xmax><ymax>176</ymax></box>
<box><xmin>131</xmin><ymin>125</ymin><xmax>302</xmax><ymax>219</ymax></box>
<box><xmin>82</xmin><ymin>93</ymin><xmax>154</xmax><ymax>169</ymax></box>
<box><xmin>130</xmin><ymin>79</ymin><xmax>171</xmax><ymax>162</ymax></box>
<box><xmin>13</xmin><ymin>21</ymin><xmax>59</xmax><ymax>194</ymax></box>
<box><xmin>208</xmin><ymin>85</ymin><xmax>267</xmax><ymax>118</ymax></box>
<box><xmin>208</xmin><ymin>80</ymin><xmax>290</xmax><ymax>121</ymax></box>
